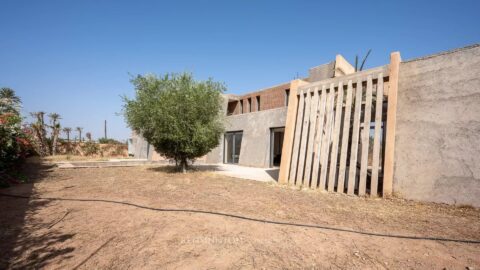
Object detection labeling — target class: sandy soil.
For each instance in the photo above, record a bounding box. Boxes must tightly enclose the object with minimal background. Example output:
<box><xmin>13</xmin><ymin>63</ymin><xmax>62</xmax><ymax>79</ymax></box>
<box><xmin>43</xmin><ymin>155</ymin><xmax>132</xmax><ymax>162</ymax></box>
<box><xmin>0</xmin><ymin>162</ymin><xmax>479</xmax><ymax>269</ymax></box>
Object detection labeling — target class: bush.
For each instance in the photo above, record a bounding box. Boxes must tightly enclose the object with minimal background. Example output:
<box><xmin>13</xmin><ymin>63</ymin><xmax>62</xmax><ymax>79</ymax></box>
<box><xmin>0</xmin><ymin>113</ymin><xmax>33</xmax><ymax>186</ymax></box>
<box><xmin>98</xmin><ymin>138</ymin><xmax>124</xmax><ymax>144</ymax></box>
<box><xmin>112</xmin><ymin>144</ymin><xmax>126</xmax><ymax>156</ymax></box>
<box><xmin>81</xmin><ymin>141</ymin><xmax>100</xmax><ymax>156</ymax></box>
<box><xmin>0</xmin><ymin>114</ymin><xmax>32</xmax><ymax>167</ymax></box>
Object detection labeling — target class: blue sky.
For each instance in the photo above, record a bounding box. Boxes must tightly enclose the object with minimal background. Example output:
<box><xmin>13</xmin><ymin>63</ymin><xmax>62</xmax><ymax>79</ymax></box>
<box><xmin>1</xmin><ymin>0</ymin><xmax>479</xmax><ymax>140</ymax></box>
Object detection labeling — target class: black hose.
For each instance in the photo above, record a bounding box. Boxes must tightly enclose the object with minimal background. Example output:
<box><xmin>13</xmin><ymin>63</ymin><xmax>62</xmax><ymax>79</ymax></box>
<box><xmin>1</xmin><ymin>193</ymin><xmax>479</xmax><ymax>244</ymax></box>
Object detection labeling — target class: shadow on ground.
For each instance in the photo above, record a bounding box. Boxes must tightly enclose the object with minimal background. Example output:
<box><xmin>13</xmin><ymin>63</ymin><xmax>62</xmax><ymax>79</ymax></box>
<box><xmin>265</xmin><ymin>168</ymin><xmax>279</xmax><ymax>182</ymax></box>
<box><xmin>146</xmin><ymin>164</ymin><xmax>222</xmax><ymax>174</ymax></box>
<box><xmin>0</xmin><ymin>159</ymin><xmax>76</xmax><ymax>269</ymax></box>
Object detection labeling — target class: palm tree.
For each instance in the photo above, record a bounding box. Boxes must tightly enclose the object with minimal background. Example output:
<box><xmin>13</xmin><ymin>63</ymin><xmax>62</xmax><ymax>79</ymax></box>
<box><xmin>354</xmin><ymin>49</ymin><xmax>372</xmax><ymax>72</ymax></box>
<box><xmin>63</xmin><ymin>127</ymin><xmax>72</xmax><ymax>142</ymax></box>
<box><xmin>0</xmin><ymin>87</ymin><xmax>21</xmax><ymax>114</ymax></box>
<box><xmin>0</xmin><ymin>87</ymin><xmax>21</xmax><ymax>103</ymax></box>
<box><xmin>48</xmin><ymin>113</ymin><xmax>61</xmax><ymax>155</ymax></box>
<box><xmin>76</xmin><ymin>127</ymin><xmax>83</xmax><ymax>143</ymax></box>
<box><xmin>30</xmin><ymin>111</ymin><xmax>48</xmax><ymax>156</ymax></box>
<box><xmin>86</xmin><ymin>132</ymin><xmax>92</xmax><ymax>141</ymax></box>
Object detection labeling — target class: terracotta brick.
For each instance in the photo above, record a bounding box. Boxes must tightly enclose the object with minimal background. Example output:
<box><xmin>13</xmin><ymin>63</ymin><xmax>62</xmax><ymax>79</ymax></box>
<box><xmin>227</xmin><ymin>82</ymin><xmax>290</xmax><ymax>115</ymax></box>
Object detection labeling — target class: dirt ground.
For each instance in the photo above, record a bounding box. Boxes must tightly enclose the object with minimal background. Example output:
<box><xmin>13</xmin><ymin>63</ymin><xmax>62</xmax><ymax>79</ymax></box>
<box><xmin>0</xmin><ymin>162</ymin><xmax>479</xmax><ymax>269</ymax></box>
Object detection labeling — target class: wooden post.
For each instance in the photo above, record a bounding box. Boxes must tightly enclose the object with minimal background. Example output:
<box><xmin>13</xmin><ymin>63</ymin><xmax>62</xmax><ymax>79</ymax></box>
<box><xmin>383</xmin><ymin>52</ymin><xmax>401</xmax><ymax>197</ymax></box>
<box><xmin>327</xmin><ymin>81</ymin><xmax>344</xmax><ymax>192</ymax></box>
<box><xmin>303</xmin><ymin>87</ymin><xmax>320</xmax><ymax>187</ymax></box>
<box><xmin>311</xmin><ymin>85</ymin><xmax>327</xmax><ymax>188</ymax></box>
<box><xmin>289</xmin><ymin>90</ymin><xmax>305</xmax><ymax>184</ymax></box>
<box><xmin>278</xmin><ymin>79</ymin><xmax>308</xmax><ymax>184</ymax></box>
<box><xmin>295</xmin><ymin>89</ymin><xmax>311</xmax><ymax>186</ymax></box>
<box><xmin>319</xmin><ymin>84</ymin><xmax>335</xmax><ymax>190</ymax></box>
<box><xmin>358</xmin><ymin>75</ymin><xmax>373</xmax><ymax>196</ymax></box>
<box><xmin>347</xmin><ymin>78</ymin><xmax>363</xmax><ymax>195</ymax></box>
<box><xmin>371</xmin><ymin>73</ymin><xmax>384</xmax><ymax>197</ymax></box>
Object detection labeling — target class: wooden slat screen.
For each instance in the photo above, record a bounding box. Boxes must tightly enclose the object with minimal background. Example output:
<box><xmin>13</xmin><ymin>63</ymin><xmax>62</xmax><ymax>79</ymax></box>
<box><xmin>285</xmin><ymin>66</ymin><xmax>389</xmax><ymax>196</ymax></box>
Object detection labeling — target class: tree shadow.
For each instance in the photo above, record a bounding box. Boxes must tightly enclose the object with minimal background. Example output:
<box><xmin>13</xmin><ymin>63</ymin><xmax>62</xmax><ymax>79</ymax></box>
<box><xmin>0</xmin><ymin>159</ymin><xmax>76</xmax><ymax>269</ymax></box>
<box><xmin>146</xmin><ymin>164</ymin><xmax>222</xmax><ymax>174</ymax></box>
<box><xmin>146</xmin><ymin>165</ymin><xmax>181</xmax><ymax>174</ymax></box>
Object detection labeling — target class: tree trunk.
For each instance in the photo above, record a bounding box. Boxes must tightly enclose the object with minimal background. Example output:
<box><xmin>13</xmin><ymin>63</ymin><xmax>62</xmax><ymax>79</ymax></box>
<box><xmin>180</xmin><ymin>158</ymin><xmax>187</xmax><ymax>174</ymax></box>
<box><xmin>52</xmin><ymin>132</ymin><xmax>57</xmax><ymax>155</ymax></box>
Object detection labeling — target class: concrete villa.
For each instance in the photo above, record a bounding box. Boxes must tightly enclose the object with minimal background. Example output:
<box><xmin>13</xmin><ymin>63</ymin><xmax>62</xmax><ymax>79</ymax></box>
<box><xmin>131</xmin><ymin>44</ymin><xmax>480</xmax><ymax>207</ymax></box>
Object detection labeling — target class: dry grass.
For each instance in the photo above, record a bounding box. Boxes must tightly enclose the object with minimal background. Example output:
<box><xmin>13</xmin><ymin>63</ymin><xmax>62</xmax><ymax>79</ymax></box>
<box><xmin>42</xmin><ymin>155</ymin><xmax>132</xmax><ymax>162</ymax></box>
<box><xmin>0</xmin><ymin>163</ymin><xmax>479</xmax><ymax>269</ymax></box>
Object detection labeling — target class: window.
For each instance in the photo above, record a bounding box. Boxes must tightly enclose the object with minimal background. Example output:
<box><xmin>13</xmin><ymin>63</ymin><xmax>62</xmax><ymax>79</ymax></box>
<box><xmin>285</xmin><ymin>89</ymin><xmax>290</xmax><ymax>107</ymax></box>
<box><xmin>239</xmin><ymin>100</ymin><xmax>243</xmax><ymax>114</ymax></box>
<box><xmin>227</xmin><ymin>101</ymin><xmax>237</xmax><ymax>115</ymax></box>
<box><xmin>256</xmin><ymin>96</ymin><xmax>261</xmax><ymax>111</ymax></box>
<box><xmin>247</xmin><ymin>98</ymin><xmax>252</xmax><ymax>113</ymax></box>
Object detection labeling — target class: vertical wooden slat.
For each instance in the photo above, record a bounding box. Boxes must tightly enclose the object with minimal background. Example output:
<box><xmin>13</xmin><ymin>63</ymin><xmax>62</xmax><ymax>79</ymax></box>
<box><xmin>337</xmin><ymin>80</ymin><xmax>353</xmax><ymax>193</ymax></box>
<box><xmin>295</xmin><ymin>89</ymin><xmax>312</xmax><ymax>186</ymax></box>
<box><xmin>358</xmin><ymin>75</ymin><xmax>373</xmax><ymax>196</ymax></box>
<box><xmin>319</xmin><ymin>84</ymin><xmax>335</xmax><ymax>190</ymax></box>
<box><xmin>310</xmin><ymin>85</ymin><xmax>327</xmax><ymax>188</ymax></box>
<box><xmin>347</xmin><ymin>79</ymin><xmax>363</xmax><ymax>195</ymax></box>
<box><xmin>327</xmin><ymin>81</ymin><xmax>344</xmax><ymax>192</ymax></box>
<box><xmin>288</xmin><ymin>90</ymin><xmax>305</xmax><ymax>184</ymax></box>
<box><xmin>371</xmin><ymin>73</ymin><xmax>384</xmax><ymax>197</ymax></box>
<box><xmin>384</xmin><ymin>52</ymin><xmax>401</xmax><ymax>197</ymax></box>
<box><xmin>303</xmin><ymin>87</ymin><xmax>320</xmax><ymax>186</ymax></box>
<box><xmin>279</xmin><ymin>79</ymin><xmax>308</xmax><ymax>184</ymax></box>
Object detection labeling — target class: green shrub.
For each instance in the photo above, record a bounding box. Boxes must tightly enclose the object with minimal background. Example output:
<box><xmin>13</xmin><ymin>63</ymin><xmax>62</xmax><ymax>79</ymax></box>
<box><xmin>0</xmin><ymin>114</ymin><xmax>34</xmax><ymax>186</ymax></box>
<box><xmin>98</xmin><ymin>138</ymin><xmax>124</xmax><ymax>144</ymax></box>
<box><xmin>81</xmin><ymin>141</ymin><xmax>100</xmax><ymax>156</ymax></box>
<box><xmin>122</xmin><ymin>72</ymin><xmax>225</xmax><ymax>172</ymax></box>
<box><xmin>0</xmin><ymin>114</ymin><xmax>32</xmax><ymax>165</ymax></box>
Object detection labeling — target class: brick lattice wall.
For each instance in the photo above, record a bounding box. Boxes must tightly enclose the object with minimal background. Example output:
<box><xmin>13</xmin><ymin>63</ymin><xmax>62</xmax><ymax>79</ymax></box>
<box><xmin>228</xmin><ymin>82</ymin><xmax>290</xmax><ymax>115</ymax></box>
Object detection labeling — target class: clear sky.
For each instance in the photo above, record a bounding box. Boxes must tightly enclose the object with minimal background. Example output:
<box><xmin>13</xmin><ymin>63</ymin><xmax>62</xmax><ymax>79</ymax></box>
<box><xmin>1</xmin><ymin>0</ymin><xmax>479</xmax><ymax>140</ymax></box>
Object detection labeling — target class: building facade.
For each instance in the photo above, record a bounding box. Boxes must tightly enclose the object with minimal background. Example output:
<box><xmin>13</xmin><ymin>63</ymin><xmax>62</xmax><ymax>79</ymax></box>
<box><xmin>204</xmin><ymin>56</ymin><xmax>353</xmax><ymax>168</ymax></box>
<box><xmin>131</xmin><ymin>45</ymin><xmax>480</xmax><ymax>207</ymax></box>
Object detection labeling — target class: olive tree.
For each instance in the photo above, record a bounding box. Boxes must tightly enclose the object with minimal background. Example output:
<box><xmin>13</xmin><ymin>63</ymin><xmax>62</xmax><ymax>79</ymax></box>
<box><xmin>123</xmin><ymin>73</ymin><xmax>225</xmax><ymax>173</ymax></box>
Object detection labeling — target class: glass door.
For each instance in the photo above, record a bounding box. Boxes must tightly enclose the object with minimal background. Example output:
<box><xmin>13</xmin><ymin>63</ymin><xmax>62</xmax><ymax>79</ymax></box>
<box><xmin>225</xmin><ymin>131</ymin><xmax>243</xmax><ymax>164</ymax></box>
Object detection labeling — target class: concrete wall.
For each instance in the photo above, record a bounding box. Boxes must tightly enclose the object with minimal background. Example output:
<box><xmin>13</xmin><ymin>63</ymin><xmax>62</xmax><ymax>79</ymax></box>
<box><xmin>206</xmin><ymin>107</ymin><xmax>288</xmax><ymax>167</ymax></box>
<box><xmin>393</xmin><ymin>45</ymin><xmax>480</xmax><ymax>207</ymax></box>
<box><xmin>308</xmin><ymin>61</ymin><xmax>335</xmax><ymax>82</ymax></box>
<box><xmin>132</xmin><ymin>135</ymin><xmax>150</xmax><ymax>159</ymax></box>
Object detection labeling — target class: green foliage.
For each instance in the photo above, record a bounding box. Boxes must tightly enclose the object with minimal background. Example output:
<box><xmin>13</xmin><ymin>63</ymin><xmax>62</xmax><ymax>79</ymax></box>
<box><xmin>81</xmin><ymin>141</ymin><xmax>100</xmax><ymax>156</ymax></box>
<box><xmin>0</xmin><ymin>87</ymin><xmax>21</xmax><ymax>114</ymax></box>
<box><xmin>0</xmin><ymin>114</ymin><xmax>29</xmax><ymax>168</ymax></box>
<box><xmin>1</xmin><ymin>88</ymin><xmax>33</xmax><ymax>186</ymax></box>
<box><xmin>112</xmin><ymin>144</ymin><xmax>126</xmax><ymax>156</ymax></box>
<box><xmin>76</xmin><ymin>127</ymin><xmax>83</xmax><ymax>142</ymax></box>
<box><xmin>122</xmin><ymin>72</ymin><xmax>225</xmax><ymax>170</ymax></box>
<box><xmin>98</xmin><ymin>138</ymin><xmax>124</xmax><ymax>144</ymax></box>
<box><xmin>99</xmin><ymin>143</ymin><xmax>126</xmax><ymax>157</ymax></box>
